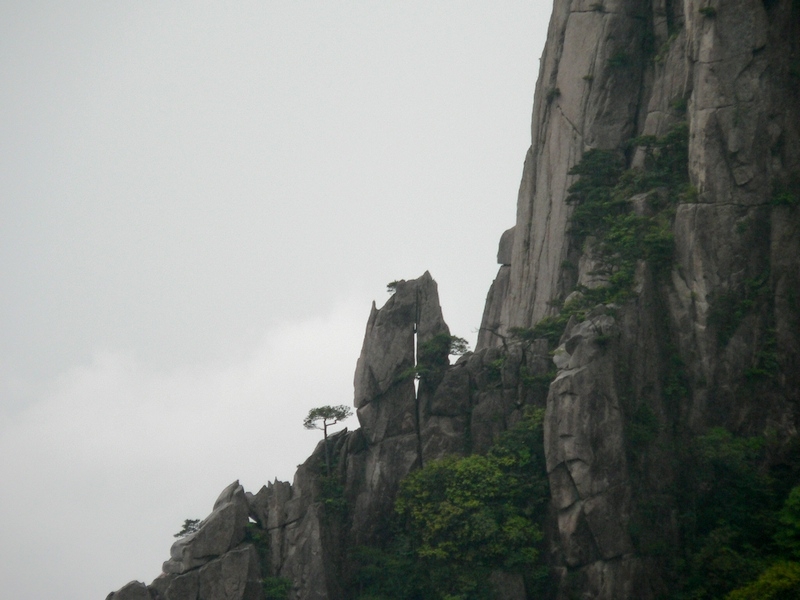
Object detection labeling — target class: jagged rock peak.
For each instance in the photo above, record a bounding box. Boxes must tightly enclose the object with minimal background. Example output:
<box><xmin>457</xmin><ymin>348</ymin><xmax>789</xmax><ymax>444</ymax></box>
<box><xmin>106</xmin><ymin>480</ymin><xmax>261</xmax><ymax>600</ymax></box>
<box><xmin>352</xmin><ymin>271</ymin><xmax>449</xmax><ymax>443</ymax></box>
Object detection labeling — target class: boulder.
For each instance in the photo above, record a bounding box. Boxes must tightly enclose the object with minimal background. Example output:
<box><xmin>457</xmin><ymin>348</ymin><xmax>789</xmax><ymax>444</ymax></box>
<box><xmin>197</xmin><ymin>545</ymin><xmax>263</xmax><ymax>600</ymax></box>
<box><xmin>497</xmin><ymin>226</ymin><xmax>515</xmax><ymax>266</ymax></box>
<box><xmin>163</xmin><ymin>481</ymin><xmax>250</xmax><ymax>574</ymax></box>
<box><xmin>106</xmin><ymin>581</ymin><xmax>152</xmax><ymax>600</ymax></box>
<box><xmin>476</xmin><ymin>265</ymin><xmax>511</xmax><ymax>351</ymax></box>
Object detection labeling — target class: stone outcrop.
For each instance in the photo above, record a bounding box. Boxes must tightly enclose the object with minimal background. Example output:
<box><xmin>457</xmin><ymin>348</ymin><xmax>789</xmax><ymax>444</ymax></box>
<box><xmin>106</xmin><ymin>481</ymin><xmax>262</xmax><ymax>600</ymax></box>
<box><xmin>477</xmin><ymin>227</ymin><xmax>515</xmax><ymax>350</ymax></box>
<box><xmin>163</xmin><ymin>481</ymin><xmax>250</xmax><ymax>575</ymax></box>
<box><xmin>106</xmin><ymin>581</ymin><xmax>152</xmax><ymax>600</ymax></box>
<box><xmin>107</xmin><ymin>272</ymin><xmax>555</xmax><ymax>599</ymax></box>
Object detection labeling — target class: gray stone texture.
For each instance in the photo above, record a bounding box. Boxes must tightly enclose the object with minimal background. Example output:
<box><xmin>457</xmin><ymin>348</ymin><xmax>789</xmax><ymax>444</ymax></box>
<box><xmin>163</xmin><ymin>481</ymin><xmax>249</xmax><ymax>575</ymax></box>
<box><xmin>106</xmin><ymin>581</ymin><xmax>153</xmax><ymax>600</ymax></box>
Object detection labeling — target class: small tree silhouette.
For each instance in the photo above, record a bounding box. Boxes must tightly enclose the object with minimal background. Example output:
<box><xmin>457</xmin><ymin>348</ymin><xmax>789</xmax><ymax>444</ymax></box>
<box><xmin>304</xmin><ymin>405</ymin><xmax>353</xmax><ymax>476</ymax></box>
<box><xmin>174</xmin><ymin>518</ymin><xmax>201</xmax><ymax>538</ymax></box>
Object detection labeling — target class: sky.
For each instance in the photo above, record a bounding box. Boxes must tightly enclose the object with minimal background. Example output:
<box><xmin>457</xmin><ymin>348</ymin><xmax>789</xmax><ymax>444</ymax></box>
<box><xmin>0</xmin><ymin>2</ymin><xmax>550</xmax><ymax>598</ymax></box>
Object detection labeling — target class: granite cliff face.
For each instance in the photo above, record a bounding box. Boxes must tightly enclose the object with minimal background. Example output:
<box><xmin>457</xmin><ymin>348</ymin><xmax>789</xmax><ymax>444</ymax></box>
<box><xmin>478</xmin><ymin>0</ymin><xmax>799</xmax><ymax>595</ymax></box>
<box><xmin>108</xmin><ymin>1</ymin><xmax>800</xmax><ymax>598</ymax></box>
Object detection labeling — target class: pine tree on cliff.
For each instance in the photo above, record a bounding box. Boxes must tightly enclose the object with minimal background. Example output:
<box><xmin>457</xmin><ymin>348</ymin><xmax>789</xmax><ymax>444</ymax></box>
<box><xmin>303</xmin><ymin>405</ymin><xmax>352</xmax><ymax>476</ymax></box>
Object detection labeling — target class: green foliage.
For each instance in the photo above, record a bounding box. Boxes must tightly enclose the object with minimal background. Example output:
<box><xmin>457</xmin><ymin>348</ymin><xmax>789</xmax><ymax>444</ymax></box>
<box><xmin>771</xmin><ymin>181</ymin><xmax>800</xmax><ymax>207</ymax></box>
<box><xmin>546</xmin><ymin>87</ymin><xmax>561</xmax><ymax>103</ymax></box>
<box><xmin>607</xmin><ymin>51</ymin><xmax>631</xmax><ymax>68</ymax></box>
<box><xmin>686</xmin><ymin>526</ymin><xmax>765</xmax><ymax>598</ymax></box>
<box><xmin>520</xmin><ymin>367</ymin><xmax>558</xmax><ymax>395</ymax></box>
<box><xmin>560</xmin><ymin>122</ymin><xmax>689</xmax><ymax>315</ymax></box>
<box><xmin>386</xmin><ymin>281</ymin><xmax>399</xmax><ymax>293</ymax></box>
<box><xmin>417</xmin><ymin>333</ymin><xmax>470</xmax><ymax>360</ymax></box>
<box><xmin>486</xmin><ymin>356</ymin><xmax>506</xmax><ymax>383</ymax></box>
<box><xmin>244</xmin><ymin>522</ymin><xmax>271</xmax><ymax>579</ymax></box>
<box><xmin>353</xmin><ymin>411</ymin><xmax>549</xmax><ymax>600</ymax></box>
<box><xmin>448</xmin><ymin>336</ymin><xmax>470</xmax><ymax>356</ymax></box>
<box><xmin>626</xmin><ymin>403</ymin><xmax>659</xmax><ymax>450</ymax></box>
<box><xmin>654</xmin><ymin>31</ymin><xmax>680</xmax><ymax>64</ymax></box>
<box><xmin>417</xmin><ymin>333</ymin><xmax>452</xmax><ymax>371</ymax></box>
<box><xmin>350</xmin><ymin>544</ymin><xmax>425</xmax><ymax>600</ymax></box>
<box><xmin>745</xmin><ymin>327</ymin><xmax>779</xmax><ymax>381</ymax></box>
<box><xmin>398</xmin><ymin>333</ymin><xmax>471</xmax><ymax>387</ymax></box>
<box><xmin>775</xmin><ymin>487</ymin><xmax>800</xmax><ymax>559</ymax></box>
<box><xmin>708</xmin><ymin>273</ymin><xmax>770</xmax><ymax>346</ymax></box>
<box><xmin>304</xmin><ymin>405</ymin><xmax>352</xmax><ymax>475</ymax></box>
<box><xmin>303</xmin><ymin>405</ymin><xmax>353</xmax><ymax>433</ymax></box>
<box><xmin>681</xmin><ymin>185</ymin><xmax>699</xmax><ymax>203</ymax></box>
<box><xmin>174</xmin><ymin>518</ymin><xmax>201</xmax><ymax>538</ymax></box>
<box><xmin>624</xmin><ymin>122</ymin><xmax>691</xmax><ymax>192</ymax></box>
<box><xmin>772</xmin><ymin>191</ymin><xmax>799</xmax><ymax>207</ymax></box>
<box><xmin>511</xmin><ymin>314</ymin><xmax>572</xmax><ymax>348</ymax></box>
<box><xmin>244</xmin><ymin>522</ymin><xmax>291</xmax><ymax>599</ymax></box>
<box><xmin>319</xmin><ymin>474</ymin><xmax>348</xmax><ymax>518</ymax></box>
<box><xmin>726</xmin><ymin>561</ymin><xmax>800</xmax><ymax>599</ymax></box>
<box><xmin>262</xmin><ymin>577</ymin><xmax>292</xmax><ymax>600</ymax></box>
<box><xmin>393</xmin><ymin>410</ymin><xmax>548</xmax><ymax>599</ymax></box>
<box><xmin>671</xmin><ymin>97</ymin><xmax>688</xmax><ymax>114</ymax></box>
<box><xmin>565</xmin><ymin>149</ymin><xmax>626</xmax><ymax>243</ymax></box>
<box><xmin>692</xmin><ymin>429</ymin><xmax>772</xmax><ymax>538</ymax></box>
<box><xmin>674</xmin><ymin>428</ymin><xmax>784</xmax><ymax>598</ymax></box>
<box><xmin>699</xmin><ymin>6</ymin><xmax>717</xmax><ymax>17</ymax></box>
<box><xmin>662</xmin><ymin>346</ymin><xmax>690</xmax><ymax>403</ymax></box>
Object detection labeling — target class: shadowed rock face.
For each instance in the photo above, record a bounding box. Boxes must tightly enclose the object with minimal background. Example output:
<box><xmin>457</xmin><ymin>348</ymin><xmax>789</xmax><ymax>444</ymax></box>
<box><xmin>108</xmin><ymin>1</ymin><xmax>800</xmax><ymax>599</ymax></box>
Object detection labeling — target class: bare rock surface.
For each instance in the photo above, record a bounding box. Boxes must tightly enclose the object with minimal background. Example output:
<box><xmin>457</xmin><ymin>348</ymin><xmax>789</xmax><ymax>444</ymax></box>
<box><xmin>163</xmin><ymin>481</ymin><xmax>249</xmax><ymax>575</ymax></box>
<box><xmin>106</xmin><ymin>581</ymin><xmax>153</xmax><ymax>600</ymax></box>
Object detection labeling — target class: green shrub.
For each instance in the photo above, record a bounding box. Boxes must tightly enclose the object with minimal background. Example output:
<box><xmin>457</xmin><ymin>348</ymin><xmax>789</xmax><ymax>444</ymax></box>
<box><xmin>354</xmin><ymin>411</ymin><xmax>549</xmax><ymax>600</ymax></box>
<box><xmin>775</xmin><ymin>487</ymin><xmax>800</xmax><ymax>559</ymax></box>
<box><xmin>607</xmin><ymin>51</ymin><xmax>631</xmax><ymax>68</ymax></box>
<box><xmin>708</xmin><ymin>273</ymin><xmax>769</xmax><ymax>346</ymax></box>
<box><xmin>563</xmin><ymin>122</ymin><xmax>688</xmax><ymax>305</ymax></box>
<box><xmin>675</xmin><ymin>428</ymin><xmax>782</xmax><ymax>598</ymax></box>
<box><xmin>726</xmin><ymin>561</ymin><xmax>800</xmax><ymax>599</ymax></box>
<box><xmin>626</xmin><ymin>403</ymin><xmax>659</xmax><ymax>449</ymax></box>
<box><xmin>262</xmin><ymin>577</ymin><xmax>292</xmax><ymax>600</ymax></box>
<box><xmin>173</xmin><ymin>518</ymin><xmax>201</xmax><ymax>538</ymax></box>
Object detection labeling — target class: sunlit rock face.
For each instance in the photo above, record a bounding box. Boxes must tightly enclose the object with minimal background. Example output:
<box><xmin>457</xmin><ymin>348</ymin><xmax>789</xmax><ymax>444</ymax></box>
<box><xmin>107</xmin><ymin>0</ymin><xmax>800</xmax><ymax>598</ymax></box>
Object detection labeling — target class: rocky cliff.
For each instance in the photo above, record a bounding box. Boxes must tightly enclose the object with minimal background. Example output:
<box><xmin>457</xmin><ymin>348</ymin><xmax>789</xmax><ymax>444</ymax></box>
<box><xmin>108</xmin><ymin>1</ymin><xmax>800</xmax><ymax>598</ymax></box>
<box><xmin>479</xmin><ymin>0</ymin><xmax>799</xmax><ymax>595</ymax></box>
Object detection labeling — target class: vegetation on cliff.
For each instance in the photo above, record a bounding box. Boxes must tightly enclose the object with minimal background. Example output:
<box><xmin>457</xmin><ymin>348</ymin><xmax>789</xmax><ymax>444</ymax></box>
<box><xmin>515</xmin><ymin>121</ymin><xmax>799</xmax><ymax>599</ymax></box>
<box><xmin>349</xmin><ymin>409</ymin><xmax>549</xmax><ymax>600</ymax></box>
<box><xmin>672</xmin><ymin>429</ymin><xmax>800</xmax><ymax>599</ymax></box>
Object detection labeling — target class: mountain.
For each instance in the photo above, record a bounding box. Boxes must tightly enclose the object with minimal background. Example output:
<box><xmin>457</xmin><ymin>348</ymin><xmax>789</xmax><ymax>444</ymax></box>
<box><xmin>107</xmin><ymin>0</ymin><xmax>800</xmax><ymax>598</ymax></box>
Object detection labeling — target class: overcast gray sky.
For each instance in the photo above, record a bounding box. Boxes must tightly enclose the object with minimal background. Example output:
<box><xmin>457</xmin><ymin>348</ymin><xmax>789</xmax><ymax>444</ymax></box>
<box><xmin>0</xmin><ymin>2</ymin><xmax>550</xmax><ymax>598</ymax></box>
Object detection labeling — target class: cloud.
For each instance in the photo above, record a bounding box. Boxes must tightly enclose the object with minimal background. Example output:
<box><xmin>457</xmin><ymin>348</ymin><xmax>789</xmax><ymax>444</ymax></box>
<box><xmin>0</xmin><ymin>296</ymin><xmax>369</xmax><ymax>600</ymax></box>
